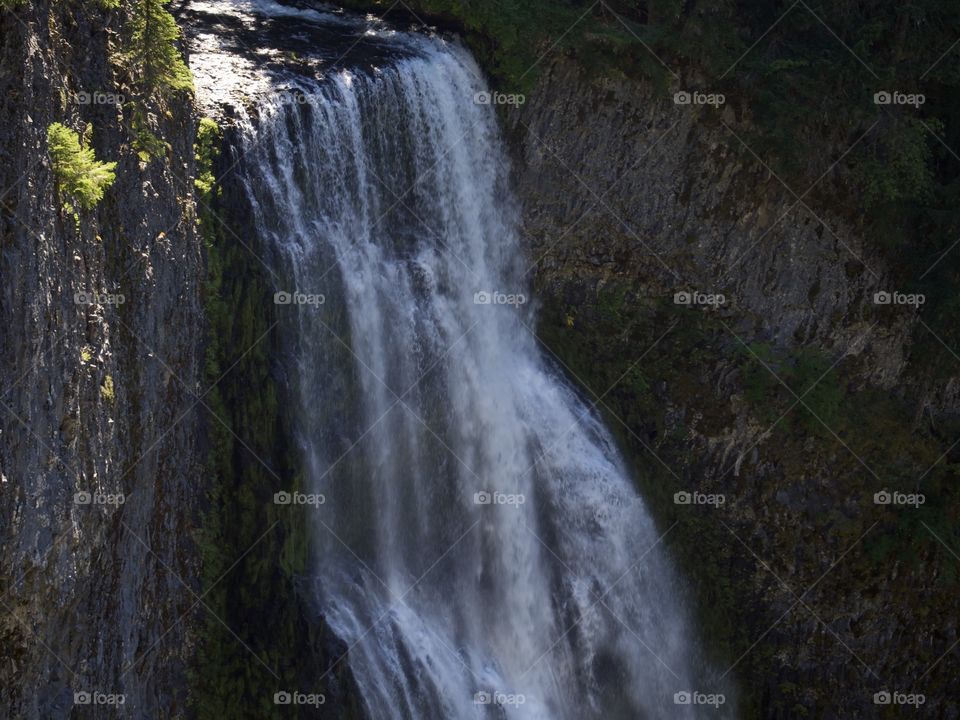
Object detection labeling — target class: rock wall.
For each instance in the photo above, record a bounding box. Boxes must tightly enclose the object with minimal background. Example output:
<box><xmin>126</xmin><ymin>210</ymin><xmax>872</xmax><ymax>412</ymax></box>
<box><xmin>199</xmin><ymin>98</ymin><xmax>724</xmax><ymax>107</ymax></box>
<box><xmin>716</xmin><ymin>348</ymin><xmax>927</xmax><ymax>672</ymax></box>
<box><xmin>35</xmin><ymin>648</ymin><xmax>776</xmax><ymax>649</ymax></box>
<box><xmin>509</xmin><ymin>59</ymin><xmax>959</xmax><ymax>718</ymax></box>
<box><xmin>509</xmin><ymin>60</ymin><xmax>911</xmax><ymax>371</ymax></box>
<box><xmin>0</xmin><ymin>2</ymin><xmax>204</xmax><ymax>717</ymax></box>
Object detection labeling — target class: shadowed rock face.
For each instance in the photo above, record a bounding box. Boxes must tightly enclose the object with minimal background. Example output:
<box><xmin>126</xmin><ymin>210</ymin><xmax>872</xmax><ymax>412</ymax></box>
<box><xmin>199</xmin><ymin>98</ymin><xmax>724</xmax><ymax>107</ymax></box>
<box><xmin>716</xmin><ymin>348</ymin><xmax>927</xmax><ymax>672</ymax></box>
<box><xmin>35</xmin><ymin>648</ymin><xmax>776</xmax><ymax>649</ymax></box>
<box><xmin>508</xmin><ymin>60</ymin><xmax>906</xmax><ymax>377</ymax></box>
<box><xmin>506</xmin><ymin>58</ymin><xmax>960</xmax><ymax>719</ymax></box>
<box><xmin>0</xmin><ymin>1</ymin><xmax>203</xmax><ymax>717</ymax></box>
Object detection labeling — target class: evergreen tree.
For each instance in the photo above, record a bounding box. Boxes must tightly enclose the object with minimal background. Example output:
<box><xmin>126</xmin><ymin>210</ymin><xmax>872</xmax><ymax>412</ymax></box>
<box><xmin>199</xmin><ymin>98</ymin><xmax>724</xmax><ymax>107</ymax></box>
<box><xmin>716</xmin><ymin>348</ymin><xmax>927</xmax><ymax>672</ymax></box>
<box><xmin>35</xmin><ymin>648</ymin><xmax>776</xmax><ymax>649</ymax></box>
<box><xmin>130</xmin><ymin>0</ymin><xmax>193</xmax><ymax>94</ymax></box>
<box><xmin>47</xmin><ymin>123</ymin><xmax>117</xmax><ymax>210</ymax></box>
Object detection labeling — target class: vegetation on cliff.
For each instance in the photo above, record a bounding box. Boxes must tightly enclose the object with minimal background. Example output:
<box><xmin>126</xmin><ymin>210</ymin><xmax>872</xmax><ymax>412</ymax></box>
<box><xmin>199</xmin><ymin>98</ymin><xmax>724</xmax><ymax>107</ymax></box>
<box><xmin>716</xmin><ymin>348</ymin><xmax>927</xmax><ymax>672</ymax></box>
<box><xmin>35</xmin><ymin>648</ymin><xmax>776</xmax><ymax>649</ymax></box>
<box><xmin>127</xmin><ymin>0</ymin><xmax>193</xmax><ymax>94</ymax></box>
<box><xmin>18</xmin><ymin>0</ymin><xmax>195</xmax><ymax>210</ymax></box>
<box><xmin>46</xmin><ymin>122</ymin><xmax>117</xmax><ymax>210</ymax></box>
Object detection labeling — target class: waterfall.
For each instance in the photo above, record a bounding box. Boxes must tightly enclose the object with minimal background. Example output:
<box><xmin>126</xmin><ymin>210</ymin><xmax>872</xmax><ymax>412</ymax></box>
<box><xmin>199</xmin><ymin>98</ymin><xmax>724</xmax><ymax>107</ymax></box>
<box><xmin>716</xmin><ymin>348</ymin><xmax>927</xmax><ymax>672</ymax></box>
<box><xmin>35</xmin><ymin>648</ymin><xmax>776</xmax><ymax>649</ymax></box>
<box><xmin>223</xmin><ymin>6</ymin><xmax>727</xmax><ymax>718</ymax></box>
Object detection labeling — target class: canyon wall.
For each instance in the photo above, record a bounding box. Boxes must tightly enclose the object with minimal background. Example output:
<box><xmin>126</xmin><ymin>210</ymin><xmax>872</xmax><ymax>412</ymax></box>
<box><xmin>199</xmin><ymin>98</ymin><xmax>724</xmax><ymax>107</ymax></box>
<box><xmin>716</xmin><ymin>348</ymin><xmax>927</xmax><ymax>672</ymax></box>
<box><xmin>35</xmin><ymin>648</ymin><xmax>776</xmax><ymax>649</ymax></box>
<box><xmin>0</xmin><ymin>2</ymin><xmax>204</xmax><ymax>716</ymax></box>
<box><xmin>508</xmin><ymin>58</ymin><xmax>958</xmax><ymax>718</ymax></box>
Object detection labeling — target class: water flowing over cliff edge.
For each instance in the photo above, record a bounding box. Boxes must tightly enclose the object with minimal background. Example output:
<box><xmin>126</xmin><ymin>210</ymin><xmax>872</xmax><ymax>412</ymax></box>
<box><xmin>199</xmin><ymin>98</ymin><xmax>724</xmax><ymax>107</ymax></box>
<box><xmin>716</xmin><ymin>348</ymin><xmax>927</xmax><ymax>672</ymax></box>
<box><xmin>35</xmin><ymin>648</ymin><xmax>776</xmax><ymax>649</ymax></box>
<box><xmin>190</xmin><ymin>1</ymin><xmax>730</xmax><ymax>717</ymax></box>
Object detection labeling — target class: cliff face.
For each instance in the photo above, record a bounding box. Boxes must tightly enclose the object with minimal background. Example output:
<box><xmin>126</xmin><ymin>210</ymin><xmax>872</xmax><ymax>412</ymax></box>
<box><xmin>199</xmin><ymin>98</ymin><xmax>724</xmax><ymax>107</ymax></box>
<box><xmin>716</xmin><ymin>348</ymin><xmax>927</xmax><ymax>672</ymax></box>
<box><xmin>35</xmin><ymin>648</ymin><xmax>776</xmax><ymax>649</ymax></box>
<box><xmin>509</xmin><ymin>60</ymin><xmax>909</xmax><ymax>372</ymax></box>
<box><xmin>508</xmin><ymin>58</ymin><xmax>959</xmax><ymax>718</ymax></box>
<box><xmin>0</xmin><ymin>2</ymin><xmax>204</xmax><ymax>717</ymax></box>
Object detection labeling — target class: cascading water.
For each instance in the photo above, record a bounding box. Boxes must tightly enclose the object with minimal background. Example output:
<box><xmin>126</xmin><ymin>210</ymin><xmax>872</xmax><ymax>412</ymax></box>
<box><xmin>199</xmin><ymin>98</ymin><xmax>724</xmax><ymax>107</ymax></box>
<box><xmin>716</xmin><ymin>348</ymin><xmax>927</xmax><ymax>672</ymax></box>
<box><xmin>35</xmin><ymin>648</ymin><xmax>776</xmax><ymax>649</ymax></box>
<box><xmin>210</xmin><ymin>3</ymin><xmax>730</xmax><ymax>717</ymax></box>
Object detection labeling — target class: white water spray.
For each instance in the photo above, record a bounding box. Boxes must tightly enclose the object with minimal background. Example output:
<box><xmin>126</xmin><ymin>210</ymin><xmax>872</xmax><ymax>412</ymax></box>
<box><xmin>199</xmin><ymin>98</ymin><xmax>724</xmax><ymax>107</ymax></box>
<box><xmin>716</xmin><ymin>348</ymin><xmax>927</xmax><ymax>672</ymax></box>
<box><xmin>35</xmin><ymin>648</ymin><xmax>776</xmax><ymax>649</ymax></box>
<box><xmin>218</xmin><ymin>6</ymin><xmax>729</xmax><ymax>717</ymax></box>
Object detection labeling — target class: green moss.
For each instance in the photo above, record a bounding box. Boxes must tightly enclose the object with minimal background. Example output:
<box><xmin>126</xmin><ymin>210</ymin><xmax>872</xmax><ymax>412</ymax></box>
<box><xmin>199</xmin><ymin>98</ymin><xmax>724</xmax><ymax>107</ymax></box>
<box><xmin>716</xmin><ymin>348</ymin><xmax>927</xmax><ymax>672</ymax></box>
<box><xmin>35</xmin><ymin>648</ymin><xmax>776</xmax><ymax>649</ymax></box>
<box><xmin>194</xmin><ymin>118</ymin><xmax>221</xmax><ymax>195</ymax></box>
<box><xmin>738</xmin><ymin>344</ymin><xmax>846</xmax><ymax>435</ymax></box>
<box><xmin>129</xmin><ymin>107</ymin><xmax>168</xmax><ymax>163</ymax></box>
<box><xmin>191</xmin><ymin>129</ymin><xmax>362</xmax><ymax>719</ymax></box>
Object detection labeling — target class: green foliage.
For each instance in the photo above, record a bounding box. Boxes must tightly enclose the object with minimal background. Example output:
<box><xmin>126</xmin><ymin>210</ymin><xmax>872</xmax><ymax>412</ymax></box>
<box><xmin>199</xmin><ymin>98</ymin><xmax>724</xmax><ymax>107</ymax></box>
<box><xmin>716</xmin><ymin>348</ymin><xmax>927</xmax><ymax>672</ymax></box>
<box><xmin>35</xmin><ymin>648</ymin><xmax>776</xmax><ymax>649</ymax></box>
<box><xmin>46</xmin><ymin>122</ymin><xmax>117</xmax><ymax>211</ymax></box>
<box><xmin>738</xmin><ymin>344</ymin><xmax>845</xmax><ymax>435</ymax></box>
<box><xmin>855</xmin><ymin>118</ymin><xmax>938</xmax><ymax>208</ymax></box>
<box><xmin>737</xmin><ymin>340</ymin><xmax>959</xmax><ymax>574</ymax></box>
<box><xmin>110</xmin><ymin>0</ymin><xmax>194</xmax><ymax>166</ymax></box>
<box><xmin>129</xmin><ymin>0</ymin><xmax>193</xmax><ymax>95</ymax></box>
<box><xmin>784</xmin><ymin>347</ymin><xmax>845</xmax><ymax>432</ymax></box>
<box><xmin>739</xmin><ymin>342</ymin><xmax>776</xmax><ymax>409</ymax></box>
<box><xmin>127</xmin><ymin>106</ymin><xmax>167</xmax><ymax>162</ymax></box>
<box><xmin>194</xmin><ymin>118</ymin><xmax>221</xmax><ymax>196</ymax></box>
<box><xmin>100</xmin><ymin>375</ymin><xmax>116</xmax><ymax>403</ymax></box>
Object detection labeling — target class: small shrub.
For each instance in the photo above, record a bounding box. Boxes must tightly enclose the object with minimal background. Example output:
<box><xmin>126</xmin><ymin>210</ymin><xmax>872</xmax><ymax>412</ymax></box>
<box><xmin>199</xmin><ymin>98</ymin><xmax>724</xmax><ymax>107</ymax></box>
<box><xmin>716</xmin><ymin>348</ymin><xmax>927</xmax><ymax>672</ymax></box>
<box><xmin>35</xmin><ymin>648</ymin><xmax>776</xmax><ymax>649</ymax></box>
<box><xmin>100</xmin><ymin>375</ymin><xmax>115</xmax><ymax>403</ymax></box>
<box><xmin>47</xmin><ymin>123</ymin><xmax>117</xmax><ymax>210</ymax></box>
<box><xmin>129</xmin><ymin>107</ymin><xmax>167</xmax><ymax>162</ymax></box>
